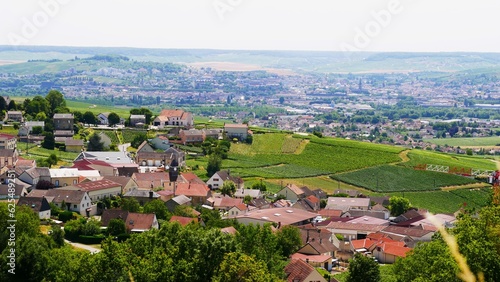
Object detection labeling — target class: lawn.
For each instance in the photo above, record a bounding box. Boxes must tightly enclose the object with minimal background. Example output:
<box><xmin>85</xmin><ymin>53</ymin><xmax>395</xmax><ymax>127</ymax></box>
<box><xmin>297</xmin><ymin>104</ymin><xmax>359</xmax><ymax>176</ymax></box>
<box><xmin>331</xmin><ymin>165</ymin><xmax>479</xmax><ymax>192</ymax></box>
<box><xmin>402</xmin><ymin>149</ymin><xmax>497</xmax><ymax>171</ymax></box>
<box><xmin>266</xmin><ymin>176</ymin><xmax>366</xmax><ymax>195</ymax></box>
<box><xmin>424</xmin><ymin>136</ymin><xmax>500</xmax><ymax>147</ymax></box>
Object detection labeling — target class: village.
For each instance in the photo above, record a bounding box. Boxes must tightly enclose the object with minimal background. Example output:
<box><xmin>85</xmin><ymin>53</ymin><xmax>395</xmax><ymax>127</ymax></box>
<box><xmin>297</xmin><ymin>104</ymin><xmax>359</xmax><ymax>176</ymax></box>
<box><xmin>0</xmin><ymin>103</ymin><xmax>459</xmax><ymax>281</ymax></box>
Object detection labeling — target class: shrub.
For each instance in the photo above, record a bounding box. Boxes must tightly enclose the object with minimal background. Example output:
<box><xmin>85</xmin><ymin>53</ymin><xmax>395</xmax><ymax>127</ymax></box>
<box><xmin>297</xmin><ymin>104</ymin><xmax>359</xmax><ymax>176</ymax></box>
<box><xmin>58</xmin><ymin>211</ymin><xmax>75</xmax><ymax>222</ymax></box>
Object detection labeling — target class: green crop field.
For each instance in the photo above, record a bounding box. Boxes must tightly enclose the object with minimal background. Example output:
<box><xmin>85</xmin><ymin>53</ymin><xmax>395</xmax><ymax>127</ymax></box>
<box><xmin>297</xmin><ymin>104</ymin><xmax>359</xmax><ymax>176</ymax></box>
<box><xmin>226</xmin><ymin>134</ymin><xmax>402</xmax><ymax>179</ymax></box>
<box><xmin>331</xmin><ymin>165</ymin><xmax>479</xmax><ymax>192</ymax></box>
<box><xmin>402</xmin><ymin>149</ymin><xmax>497</xmax><ymax>171</ymax></box>
<box><xmin>66</xmin><ymin>100</ymin><xmax>132</xmax><ymax>118</ymax></box>
<box><xmin>397</xmin><ymin>188</ymin><xmax>492</xmax><ymax>213</ymax></box>
<box><xmin>424</xmin><ymin>136</ymin><xmax>500</xmax><ymax>147</ymax></box>
<box><xmin>122</xmin><ymin>129</ymin><xmax>147</xmax><ymax>143</ymax></box>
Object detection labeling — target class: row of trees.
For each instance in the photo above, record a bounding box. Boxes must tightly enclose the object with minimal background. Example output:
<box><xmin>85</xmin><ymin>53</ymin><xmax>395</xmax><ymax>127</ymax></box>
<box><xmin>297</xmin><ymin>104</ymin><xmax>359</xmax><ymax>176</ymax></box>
<box><xmin>0</xmin><ymin>203</ymin><xmax>302</xmax><ymax>281</ymax></box>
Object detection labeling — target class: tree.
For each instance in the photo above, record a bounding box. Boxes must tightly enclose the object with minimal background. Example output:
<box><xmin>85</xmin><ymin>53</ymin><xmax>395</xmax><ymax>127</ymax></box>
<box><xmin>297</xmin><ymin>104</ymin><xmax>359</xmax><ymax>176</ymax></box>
<box><xmin>107</xmin><ymin>219</ymin><xmax>126</xmax><ymax>236</ymax></box>
<box><xmin>25</xmin><ymin>95</ymin><xmax>50</xmax><ymax>116</ymax></box>
<box><xmin>252</xmin><ymin>181</ymin><xmax>267</xmax><ymax>192</ymax></box>
<box><xmin>207</xmin><ymin>154</ymin><xmax>222</xmax><ymax>177</ymax></box>
<box><xmin>36</xmin><ymin>180</ymin><xmax>55</xmax><ymax>189</ymax></box>
<box><xmin>83</xmin><ymin>111</ymin><xmax>97</xmax><ymax>125</ymax></box>
<box><xmin>121</xmin><ymin>197</ymin><xmax>140</xmax><ymax>212</ymax></box>
<box><xmin>275</xmin><ymin>225</ymin><xmax>302</xmax><ymax>257</ymax></box>
<box><xmin>107</xmin><ymin>112</ymin><xmax>120</xmax><ymax>127</ymax></box>
<box><xmin>47</xmin><ymin>154</ymin><xmax>58</xmax><ymax>167</ymax></box>
<box><xmin>220</xmin><ymin>180</ymin><xmax>236</xmax><ymax>197</ymax></box>
<box><xmin>143</xmin><ymin>199</ymin><xmax>170</xmax><ymax>220</ymax></box>
<box><xmin>393</xmin><ymin>239</ymin><xmax>460</xmax><ymax>282</ymax></box>
<box><xmin>45</xmin><ymin>90</ymin><xmax>66</xmax><ymax>114</ymax></box>
<box><xmin>0</xmin><ymin>96</ymin><xmax>6</xmax><ymax>112</ymax></box>
<box><xmin>7</xmin><ymin>100</ymin><xmax>16</xmax><ymax>110</ymax></box>
<box><xmin>131</xmin><ymin>133</ymin><xmax>147</xmax><ymax>148</ymax></box>
<box><xmin>346</xmin><ymin>253</ymin><xmax>380</xmax><ymax>282</ymax></box>
<box><xmin>212</xmin><ymin>252</ymin><xmax>277</xmax><ymax>282</ymax></box>
<box><xmin>87</xmin><ymin>133</ymin><xmax>104</xmax><ymax>151</ymax></box>
<box><xmin>173</xmin><ymin>205</ymin><xmax>196</xmax><ymax>218</ymax></box>
<box><xmin>42</xmin><ymin>132</ymin><xmax>55</xmax><ymax>150</ymax></box>
<box><xmin>50</xmin><ymin>224</ymin><xmax>65</xmax><ymax>247</ymax></box>
<box><xmin>389</xmin><ymin>196</ymin><xmax>411</xmax><ymax>216</ymax></box>
<box><xmin>32</xmin><ymin>126</ymin><xmax>43</xmax><ymax>135</ymax></box>
<box><xmin>243</xmin><ymin>195</ymin><xmax>252</xmax><ymax>204</ymax></box>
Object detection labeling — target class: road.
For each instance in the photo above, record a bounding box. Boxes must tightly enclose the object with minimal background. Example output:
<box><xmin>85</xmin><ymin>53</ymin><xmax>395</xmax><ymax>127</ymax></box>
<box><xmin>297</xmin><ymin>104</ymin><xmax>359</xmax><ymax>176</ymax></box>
<box><xmin>64</xmin><ymin>239</ymin><xmax>101</xmax><ymax>254</ymax></box>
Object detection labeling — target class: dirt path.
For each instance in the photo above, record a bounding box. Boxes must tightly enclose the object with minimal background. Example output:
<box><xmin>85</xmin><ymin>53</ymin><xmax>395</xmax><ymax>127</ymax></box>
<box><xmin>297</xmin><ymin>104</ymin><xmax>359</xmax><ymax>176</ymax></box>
<box><xmin>441</xmin><ymin>183</ymin><xmax>491</xmax><ymax>191</ymax></box>
<box><xmin>398</xmin><ymin>150</ymin><xmax>411</xmax><ymax>163</ymax></box>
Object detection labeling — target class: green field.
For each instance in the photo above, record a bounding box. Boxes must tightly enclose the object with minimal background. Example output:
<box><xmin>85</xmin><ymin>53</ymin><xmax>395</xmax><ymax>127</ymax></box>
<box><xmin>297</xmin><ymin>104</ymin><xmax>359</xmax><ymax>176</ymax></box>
<box><xmin>424</xmin><ymin>136</ymin><xmax>500</xmax><ymax>147</ymax></box>
<box><xmin>226</xmin><ymin>134</ymin><xmax>402</xmax><ymax>179</ymax></box>
<box><xmin>331</xmin><ymin>165</ymin><xmax>479</xmax><ymax>192</ymax></box>
<box><xmin>402</xmin><ymin>149</ymin><xmax>497</xmax><ymax>171</ymax></box>
<box><xmin>398</xmin><ymin>188</ymin><xmax>492</xmax><ymax>213</ymax></box>
<box><xmin>66</xmin><ymin>100</ymin><xmax>132</xmax><ymax>118</ymax></box>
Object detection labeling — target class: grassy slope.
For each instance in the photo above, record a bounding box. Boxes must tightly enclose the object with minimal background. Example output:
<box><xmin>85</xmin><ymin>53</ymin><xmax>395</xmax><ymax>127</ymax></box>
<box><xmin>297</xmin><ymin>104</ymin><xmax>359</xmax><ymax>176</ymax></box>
<box><xmin>402</xmin><ymin>149</ymin><xmax>496</xmax><ymax>170</ymax></box>
<box><xmin>424</xmin><ymin>136</ymin><xmax>500</xmax><ymax>147</ymax></box>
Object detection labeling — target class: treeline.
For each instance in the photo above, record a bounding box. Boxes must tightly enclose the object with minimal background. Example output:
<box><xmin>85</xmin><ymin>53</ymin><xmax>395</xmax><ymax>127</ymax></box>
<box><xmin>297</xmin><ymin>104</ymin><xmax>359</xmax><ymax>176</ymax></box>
<box><xmin>0</xmin><ymin>203</ymin><xmax>301</xmax><ymax>282</ymax></box>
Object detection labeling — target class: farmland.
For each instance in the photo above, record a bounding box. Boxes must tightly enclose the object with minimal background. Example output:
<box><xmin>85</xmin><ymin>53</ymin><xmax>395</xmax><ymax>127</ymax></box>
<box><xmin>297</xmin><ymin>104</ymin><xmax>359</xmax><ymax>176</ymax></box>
<box><xmin>226</xmin><ymin>134</ymin><xmax>402</xmax><ymax>179</ymax></box>
<box><xmin>424</xmin><ymin>136</ymin><xmax>500</xmax><ymax>147</ymax></box>
<box><xmin>331</xmin><ymin>165</ymin><xmax>479</xmax><ymax>192</ymax></box>
<box><xmin>401</xmin><ymin>149</ymin><xmax>497</xmax><ymax>171</ymax></box>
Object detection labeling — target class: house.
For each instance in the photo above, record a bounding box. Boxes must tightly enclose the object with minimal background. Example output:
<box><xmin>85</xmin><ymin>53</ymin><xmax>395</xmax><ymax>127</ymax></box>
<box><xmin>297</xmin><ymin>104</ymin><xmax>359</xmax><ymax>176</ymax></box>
<box><xmin>325</xmin><ymin>221</ymin><xmax>388</xmax><ymax>241</ymax></box>
<box><xmin>24</xmin><ymin>121</ymin><xmax>45</xmax><ymax>131</ymax></box>
<box><xmin>17</xmin><ymin>196</ymin><xmax>51</xmax><ymax>219</ymax></box>
<box><xmin>72</xmin><ymin>159</ymin><xmax>117</xmax><ymax>177</ymax></box>
<box><xmin>6</xmin><ymin>111</ymin><xmax>23</xmax><ymax>122</ymax></box>
<box><xmin>174</xmin><ymin>182</ymin><xmax>211</xmax><ymax>205</ymax></box>
<box><xmin>224</xmin><ymin>123</ymin><xmax>249</xmax><ymax>141</ymax></box>
<box><xmin>202</xmin><ymin>128</ymin><xmax>223</xmax><ymax>140</ymax></box>
<box><xmin>208</xmin><ymin>196</ymin><xmax>243</xmax><ymax>210</ymax></box>
<box><xmin>41</xmin><ymin>189</ymin><xmax>93</xmax><ymax>216</ymax></box>
<box><xmin>380</xmin><ymin>226</ymin><xmax>435</xmax><ymax>248</ymax></box>
<box><xmin>293</xmin><ymin>195</ymin><xmax>321</xmax><ymax>212</ymax></box>
<box><xmin>97</xmin><ymin>112</ymin><xmax>110</xmax><ymax>125</ymax></box>
<box><xmin>165</xmin><ymin>195</ymin><xmax>192</xmax><ymax>212</ymax></box>
<box><xmin>206</xmin><ymin>170</ymin><xmax>244</xmax><ymax>190</ymax></box>
<box><xmin>130</xmin><ymin>115</ymin><xmax>146</xmax><ymax>127</ymax></box>
<box><xmin>49</xmin><ymin>168</ymin><xmax>80</xmax><ymax>187</ymax></box>
<box><xmin>131</xmin><ymin>172</ymin><xmax>170</xmax><ymax>190</ymax></box>
<box><xmin>18</xmin><ymin>167</ymin><xmax>50</xmax><ymax>186</ymax></box>
<box><xmin>135</xmin><ymin>143</ymin><xmax>186</xmax><ymax>168</ymax></box>
<box><xmin>169</xmin><ymin>215</ymin><xmax>199</xmax><ymax>226</ymax></box>
<box><xmin>74</xmin><ymin>151</ymin><xmax>134</xmax><ymax>165</ymax></box>
<box><xmin>0</xmin><ymin>134</ymin><xmax>17</xmax><ymax>149</ymax></box>
<box><xmin>0</xmin><ymin>182</ymin><xmax>28</xmax><ymax>200</ymax></box>
<box><xmin>233</xmin><ymin>188</ymin><xmax>262</xmax><ymax>199</ymax></box>
<box><xmin>97</xmin><ymin>132</ymin><xmax>112</xmax><ymax>150</ymax></box>
<box><xmin>179</xmin><ymin>172</ymin><xmax>206</xmax><ymax>184</ymax></box>
<box><xmin>153</xmin><ymin>109</ymin><xmax>194</xmax><ymax>129</ymax></box>
<box><xmin>325</xmin><ymin>197</ymin><xmax>371</xmax><ymax>211</ymax></box>
<box><xmin>179</xmin><ymin>129</ymin><xmax>203</xmax><ymax>145</ymax></box>
<box><xmin>234</xmin><ymin>207</ymin><xmax>317</xmax><ymax>227</ymax></box>
<box><xmin>227</xmin><ymin>203</ymin><xmax>251</xmax><ymax>218</ymax></box>
<box><xmin>15</xmin><ymin>157</ymin><xmax>36</xmax><ymax>170</ymax></box>
<box><xmin>101</xmin><ymin>176</ymin><xmax>138</xmax><ymax>194</ymax></box>
<box><xmin>123</xmin><ymin>188</ymin><xmax>161</xmax><ymax>205</ymax></box>
<box><xmin>65</xmin><ymin>138</ymin><xmax>84</xmax><ymax>152</ymax></box>
<box><xmin>101</xmin><ymin>209</ymin><xmax>159</xmax><ymax>232</ymax></box>
<box><xmin>64</xmin><ymin>179</ymin><xmax>123</xmax><ymax>201</ymax></box>
<box><xmin>249</xmin><ymin>198</ymin><xmax>271</xmax><ymax>209</ymax></box>
<box><xmin>284</xmin><ymin>259</ymin><xmax>327</xmax><ymax>282</ymax></box>
<box><xmin>276</xmin><ymin>184</ymin><xmax>305</xmax><ymax>203</ymax></box>
<box><xmin>347</xmin><ymin>204</ymin><xmax>391</xmax><ymax>220</ymax></box>
<box><xmin>350</xmin><ymin>233</ymin><xmax>411</xmax><ymax>264</ymax></box>
<box><xmin>53</xmin><ymin>113</ymin><xmax>74</xmax><ymax>130</ymax></box>
<box><xmin>0</xmin><ymin>149</ymin><xmax>18</xmax><ymax>167</ymax></box>
<box><xmin>149</xmin><ymin>135</ymin><xmax>170</xmax><ymax>150</ymax></box>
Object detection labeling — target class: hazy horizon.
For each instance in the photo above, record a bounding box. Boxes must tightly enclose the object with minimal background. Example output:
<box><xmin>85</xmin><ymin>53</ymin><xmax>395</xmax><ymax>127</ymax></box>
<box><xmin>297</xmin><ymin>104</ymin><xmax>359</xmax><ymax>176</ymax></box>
<box><xmin>2</xmin><ymin>0</ymin><xmax>500</xmax><ymax>53</ymax></box>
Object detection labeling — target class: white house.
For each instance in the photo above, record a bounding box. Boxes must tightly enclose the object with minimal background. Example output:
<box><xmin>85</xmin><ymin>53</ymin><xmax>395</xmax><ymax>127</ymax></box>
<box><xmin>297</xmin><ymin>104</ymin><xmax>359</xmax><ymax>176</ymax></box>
<box><xmin>206</xmin><ymin>170</ymin><xmax>243</xmax><ymax>190</ymax></box>
<box><xmin>45</xmin><ymin>189</ymin><xmax>93</xmax><ymax>216</ymax></box>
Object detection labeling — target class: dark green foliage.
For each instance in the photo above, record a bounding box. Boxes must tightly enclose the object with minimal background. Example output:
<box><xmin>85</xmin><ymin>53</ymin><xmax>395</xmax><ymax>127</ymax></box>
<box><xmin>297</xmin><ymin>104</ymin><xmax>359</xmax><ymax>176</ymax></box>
<box><xmin>130</xmin><ymin>108</ymin><xmax>153</xmax><ymax>124</ymax></box>
<box><xmin>347</xmin><ymin>253</ymin><xmax>380</xmax><ymax>282</ymax></box>
<box><xmin>107</xmin><ymin>219</ymin><xmax>126</xmax><ymax>236</ymax></box>
<box><xmin>275</xmin><ymin>226</ymin><xmax>302</xmax><ymax>257</ymax></box>
<box><xmin>42</xmin><ymin>132</ymin><xmax>55</xmax><ymax>150</ymax></box>
<box><xmin>207</xmin><ymin>154</ymin><xmax>222</xmax><ymax>177</ymax></box>
<box><xmin>58</xmin><ymin>211</ymin><xmax>74</xmax><ymax>222</ymax></box>
<box><xmin>131</xmin><ymin>132</ymin><xmax>147</xmax><ymax>148</ymax></box>
<box><xmin>32</xmin><ymin>126</ymin><xmax>43</xmax><ymax>135</ymax></box>
<box><xmin>46</xmin><ymin>90</ymin><xmax>66</xmax><ymax>114</ymax></box>
<box><xmin>143</xmin><ymin>199</ymin><xmax>171</xmax><ymax>220</ymax></box>
<box><xmin>83</xmin><ymin>111</ymin><xmax>97</xmax><ymax>125</ymax></box>
<box><xmin>121</xmin><ymin>197</ymin><xmax>140</xmax><ymax>212</ymax></box>
<box><xmin>220</xmin><ymin>180</ymin><xmax>236</xmax><ymax>197</ymax></box>
<box><xmin>252</xmin><ymin>181</ymin><xmax>267</xmax><ymax>191</ymax></box>
<box><xmin>87</xmin><ymin>133</ymin><xmax>104</xmax><ymax>151</ymax></box>
<box><xmin>107</xmin><ymin>112</ymin><xmax>120</xmax><ymax>126</ymax></box>
<box><xmin>389</xmin><ymin>196</ymin><xmax>411</xmax><ymax>216</ymax></box>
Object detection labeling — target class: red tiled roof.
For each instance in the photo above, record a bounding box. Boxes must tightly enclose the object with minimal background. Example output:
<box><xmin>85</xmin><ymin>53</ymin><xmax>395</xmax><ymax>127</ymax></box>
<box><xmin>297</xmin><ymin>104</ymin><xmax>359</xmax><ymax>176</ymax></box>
<box><xmin>0</xmin><ymin>133</ymin><xmax>16</xmax><ymax>139</ymax></box>
<box><xmin>284</xmin><ymin>259</ymin><xmax>316</xmax><ymax>282</ymax></box>
<box><xmin>181</xmin><ymin>172</ymin><xmax>205</xmax><ymax>184</ymax></box>
<box><xmin>75</xmin><ymin>179</ymin><xmax>121</xmax><ymax>192</ymax></box>
<box><xmin>306</xmin><ymin>195</ymin><xmax>320</xmax><ymax>204</ymax></box>
<box><xmin>126</xmin><ymin>213</ymin><xmax>157</xmax><ymax>231</ymax></box>
<box><xmin>169</xmin><ymin>215</ymin><xmax>198</xmax><ymax>226</ymax></box>
<box><xmin>175</xmin><ymin>182</ymin><xmax>210</xmax><ymax>197</ymax></box>
<box><xmin>318</xmin><ymin>209</ymin><xmax>343</xmax><ymax>218</ymax></box>
<box><xmin>224</xmin><ymin>123</ymin><xmax>248</xmax><ymax>129</ymax></box>
<box><xmin>291</xmin><ymin>253</ymin><xmax>332</xmax><ymax>263</ymax></box>
<box><xmin>379</xmin><ymin>243</ymin><xmax>411</xmax><ymax>258</ymax></box>
<box><xmin>159</xmin><ymin>109</ymin><xmax>186</xmax><ymax>118</ymax></box>
<box><xmin>220</xmin><ymin>226</ymin><xmax>238</xmax><ymax>235</ymax></box>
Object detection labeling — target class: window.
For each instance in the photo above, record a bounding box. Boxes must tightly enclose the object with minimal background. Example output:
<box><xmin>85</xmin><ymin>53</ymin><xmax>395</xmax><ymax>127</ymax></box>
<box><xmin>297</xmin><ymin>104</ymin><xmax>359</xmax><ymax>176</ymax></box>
<box><xmin>87</xmin><ymin>203</ymin><xmax>89</xmax><ymax>207</ymax></box>
<box><xmin>73</xmin><ymin>180</ymin><xmax>77</xmax><ymax>184</ymax></box>
<box><xmin>73</xmin><ymin>204</ymin><xmax>77</xmax><ymax>209</ymax></box>
<box><xmin>55</xmin><ymin>180</ymin><xmax>59</xmax><ymax>187</ymax></box>
<box><xmin>82</xmin><ymin>204</ymin><xmax>84</xmax><ymax>207</ymax></box>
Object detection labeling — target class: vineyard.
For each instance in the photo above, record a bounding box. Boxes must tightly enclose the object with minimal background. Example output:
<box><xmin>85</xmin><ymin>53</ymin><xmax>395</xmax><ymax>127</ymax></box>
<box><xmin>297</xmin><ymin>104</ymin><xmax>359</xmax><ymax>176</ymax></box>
<box><xmin>401</xmin><ymin>188</ymin><xmax>491</xmax><ymax>213</ymax></box>
<box><xmin>225</xmin><ymin>134</ymin><xmax>402</xmax><ymax>179</ymax></box>
<box><xmin>331</xmin><ymin>165</ymin><xmax>479</xmax><ymax>192</ymax></box>
<box><xmin>401</xmin><ymin>149</ymin><xmax>497</xmax><ymax>171</ymax></box>
<box><xmin>122</xmin><ymin>129</ymin><xmax>147</xmax><ymax>143</ymax></box>
<box><xmin>94</xmin><ymin>130</ymin><xmax>120</xmax><ymax>144</ymax></box>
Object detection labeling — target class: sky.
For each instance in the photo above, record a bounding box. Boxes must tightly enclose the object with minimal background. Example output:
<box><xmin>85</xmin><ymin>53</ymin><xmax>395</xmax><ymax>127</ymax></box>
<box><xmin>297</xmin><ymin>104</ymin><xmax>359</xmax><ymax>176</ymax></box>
<box><xmin>1</xmin><ymin>0</ymin><xmax>500</xmax><ymax>52</ymax></box>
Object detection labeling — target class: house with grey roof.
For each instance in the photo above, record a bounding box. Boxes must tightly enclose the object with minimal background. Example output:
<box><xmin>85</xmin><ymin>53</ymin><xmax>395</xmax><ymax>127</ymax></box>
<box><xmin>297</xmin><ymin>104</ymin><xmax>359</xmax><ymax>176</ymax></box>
<box><xmin>165</xmin><ymin>195</ymin><xmax>192</xmax><ymax>212</ymax></box>
<box><xmin>17</xmin><ymin>196</ymin><xmax>51</xmax><ymax>219</ymax></box>
<box><xmin>123</xmin><ymin>188</ymin><xmax>161</xmax><ymax>205</ymax></box>
<box><xmin>75</xmin><ymin>151</ymin><xmax>134</xmax><ymax>164</ymax></box>
<box><xmin>206</xmin><ymin>170</ymin><xmax>243</xmax><ymax>190</ymax></box>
